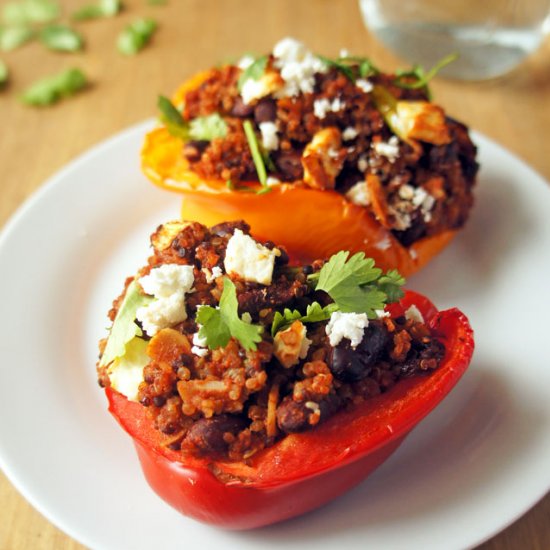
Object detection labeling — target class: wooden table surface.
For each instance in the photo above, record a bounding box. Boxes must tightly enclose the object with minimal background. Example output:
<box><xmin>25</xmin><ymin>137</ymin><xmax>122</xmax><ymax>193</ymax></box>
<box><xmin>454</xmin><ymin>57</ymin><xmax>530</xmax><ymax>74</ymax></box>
<box><xmin>0</xmin><ymin>1</ymin><xmax>548</xmax><ymax>548</ymax></box>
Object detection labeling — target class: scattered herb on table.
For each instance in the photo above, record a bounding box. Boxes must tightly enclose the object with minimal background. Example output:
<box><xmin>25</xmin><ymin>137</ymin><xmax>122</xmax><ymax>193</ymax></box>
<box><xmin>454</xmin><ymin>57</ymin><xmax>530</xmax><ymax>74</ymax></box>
<box><xmin>0</xmin><ymin>25</ymin><xmax>34</xmax><ymax>51</ymax></box>
<box><xmin>0</xmin><ymin>59</ymin><xmax>8</xmax><ymax>86</ymax></box>
<box><xmin>72</xmin><ymin>0</ymin><xmax>123</xmax><ymax>21</ymax></box>
<box><xmin>2</xmin><ymin>0</ymin><xmax>60</xmax><ymax>26</ymax></box>
<box><xmin>117</xmin><ymin>17</ymin><xmax>157</xmax><ymax>55</ymax></box>
<box><xmin>40</xmin><ymin>24</ymin><xmax>83</xmax><ymax>52</ymax></box>
<box><xmin>20</xmin><ymin>67</ymin><xmax>87</xmax><ymax>106</ymax></box>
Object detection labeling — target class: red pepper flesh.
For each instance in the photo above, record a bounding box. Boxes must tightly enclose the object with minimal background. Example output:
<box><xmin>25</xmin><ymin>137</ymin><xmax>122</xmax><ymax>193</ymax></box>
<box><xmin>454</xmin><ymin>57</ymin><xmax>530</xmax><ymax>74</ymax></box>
<box><xmin>105</xmin><ymin>290</ymin><xmax>474</xmax><ymax>529</ymax></box>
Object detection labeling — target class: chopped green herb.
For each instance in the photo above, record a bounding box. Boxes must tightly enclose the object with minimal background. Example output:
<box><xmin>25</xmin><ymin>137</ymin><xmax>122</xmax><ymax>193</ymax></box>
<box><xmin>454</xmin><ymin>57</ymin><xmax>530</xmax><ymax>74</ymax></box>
<box><xmin>72</xmin><ymin>0</ymin><xmax>122</xmax><ymax>21</ymax></box>
<box><xmin>0</xmin><ymin>25</ymin><xmax>34</xmax><ymax>51</ymax></box>
<box><xmin>40</xmin><ymin>24</ymin><xmax>83</xmax><ymax>52</ymax></box>
<box><xmin>117</xmin><ymin>17</ymin><xmax>157</xmax><ymax>55</ymax></box>
<box><xmin>0</xmin><ymin>59</ymin><xmax>8</xmax><ymax>86</ymax></box>
<box><xmin>100</xmin><ymin>280</ymin><xmax>153</xmax><ymax>366</ymax></box>
<box><xmin>189</xmin><ymin>112</ymin><xmax>227</xmax><ymax>141</ymax></box>
<box><xmin>20</xmin><ymin>67</ymin><xmax>87</xmax><ymax>106</ymax></box>
<box><xmin>393</xmin><ymin>53</ymin><xmax>458</xmax><ymax>99</ymax></box>
<box><xmin>308</xmin><ymin>251</ymin><xmax>404</xmax><ymax>318</ymax></box>
<box><xmin>243</xmin><ymin>119</ymin><xmax>267</xmax><ymax>187</ymax></box>
<box><xmin>271</xmin><ymin>302</ymin><xmax>338</xmax><ymax>336</ymax></box>
<box><xmin>237</xmin><ymin>54</ymin><xmax>268</xmax><ymax>91</ymax></box>
<box><xmin>226</xmin><ymin>179</ymin><xmax>234</xmax><ymax>190</ymax></box>
<box><xmin>197</xmin><ymin>277</ymin><xmax>263</xmax><ymax>351</ymax></box>
<box><xmin>317</xmin><ymin>54</ymin><xmax>355</xmax><ymax>82</ymax></box>
<box><xmin>3</xmin><ymin>0</ymin><xmax>60</xmax><ymax>26</ymax></box>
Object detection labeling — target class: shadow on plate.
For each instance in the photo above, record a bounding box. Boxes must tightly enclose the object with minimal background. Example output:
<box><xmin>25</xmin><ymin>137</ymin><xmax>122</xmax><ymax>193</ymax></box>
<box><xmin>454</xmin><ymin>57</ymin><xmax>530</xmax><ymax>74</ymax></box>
<box><xmin>232</xmin><ymin>366</ymin><xmax>547</xmax><ymax>543</ymax></box>
<box><xmin>410</xmin><ymin>171</ymin><xmax>534</xmax><ymax>301</ymax></box>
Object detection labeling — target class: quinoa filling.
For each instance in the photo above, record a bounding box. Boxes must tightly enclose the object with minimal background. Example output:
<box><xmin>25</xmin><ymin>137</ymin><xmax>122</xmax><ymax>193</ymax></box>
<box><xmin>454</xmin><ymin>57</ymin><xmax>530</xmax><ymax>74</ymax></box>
<box><xmin>97</xmin><ymin>220</ymin><xmax>445</xmax><ymax>462</ymax></box>
<box><xmin>160</xmin><ymin>38</ymin><xmax>478</xmax><ymax>246</ymax></box>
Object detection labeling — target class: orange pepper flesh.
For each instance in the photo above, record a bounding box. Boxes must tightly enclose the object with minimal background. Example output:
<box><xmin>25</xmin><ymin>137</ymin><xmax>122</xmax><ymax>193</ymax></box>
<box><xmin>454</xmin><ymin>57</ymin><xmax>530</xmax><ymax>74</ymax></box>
<box><xmin>141</xmin><ymin>126</ymin><xmax>456</xmax><ymax>275</ymax></box>
<box><xmin>105</xmin><ymin>291</ymin><xmax>474</xmax><ymax>529</ymax></box>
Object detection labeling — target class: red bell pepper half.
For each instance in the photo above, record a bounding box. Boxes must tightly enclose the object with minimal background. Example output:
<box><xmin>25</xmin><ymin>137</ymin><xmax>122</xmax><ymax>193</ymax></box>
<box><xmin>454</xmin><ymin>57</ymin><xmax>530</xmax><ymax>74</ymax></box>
<box><xmin>105</xmin><ymin>290</ymin><xmax>474</xmax><ymax>530</ymax></box>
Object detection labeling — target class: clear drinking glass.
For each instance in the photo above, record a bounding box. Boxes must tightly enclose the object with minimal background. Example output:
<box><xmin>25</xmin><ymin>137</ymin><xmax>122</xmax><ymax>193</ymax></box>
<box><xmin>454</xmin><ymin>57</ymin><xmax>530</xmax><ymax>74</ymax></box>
<box><xmin>359</xmin><ymin>0</ymin><xmax>550</xmax><ymax>80</ymax></box>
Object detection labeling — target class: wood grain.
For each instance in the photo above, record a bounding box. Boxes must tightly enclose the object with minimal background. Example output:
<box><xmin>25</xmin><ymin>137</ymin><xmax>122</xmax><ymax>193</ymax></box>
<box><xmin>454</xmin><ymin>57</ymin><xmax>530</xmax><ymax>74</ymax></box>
<box><xmin>0</xmin><ymin>1</ymin><xmax>548</xmax><ymax>548</ymax></box>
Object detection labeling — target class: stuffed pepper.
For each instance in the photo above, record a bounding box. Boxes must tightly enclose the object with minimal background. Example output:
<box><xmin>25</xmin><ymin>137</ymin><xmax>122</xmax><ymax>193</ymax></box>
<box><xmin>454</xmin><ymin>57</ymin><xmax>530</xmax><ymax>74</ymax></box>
<box><xmin>97</xmin><ymin>219</ymin><xmax>474</xmax><ymax>529</ymax></box>
<box><xmin>141</xmin><ymin>38</ymin><xmax>478</xmax><ymax>275</ymax></box>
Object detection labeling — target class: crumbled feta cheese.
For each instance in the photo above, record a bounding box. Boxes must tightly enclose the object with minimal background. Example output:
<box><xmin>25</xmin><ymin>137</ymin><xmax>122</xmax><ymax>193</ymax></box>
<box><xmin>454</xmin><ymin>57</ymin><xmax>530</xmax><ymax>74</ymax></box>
<box><xmin>259</xmin><ymin>121</ymin><xmax>279</xmax><ymax>151</ymax></box>
<box><xmin>272</xmin><ymin>37</ymin><xmax>327</xmax><ymax>97</ymax></box>
<box><xmin>136</xmin><ymin>292</ymin><xmax>187</xmax><ymax>337</ymax></box>
<box><xmin>376</xmin><ymin>309</ymin><xmax>390</xmax><ymax>319</ymax></box>
<box><xmin>273</xmin><ymin>321</ymin><xmax>311</xmax><ymax>368</ymax></box>
<box><xmin>339</xmin><ymin>48</ymin><xmax>350</xmax><ymax>58</ymax></box>
<box><xmin>237</xmin><ymin>55</ymin><xmax>254</xmax><ymax>70</ymax></box>
<box><xmin>139</xmin><ymin>264</ymin><xmax>194</xmax><ymax>298</ymax></box>
<box><xmin>241</xmin><ymin>78</ymin><xmax>270</xmax><ymax>105</ymax></box>
<box><xmin>191</xmin><ymin>331</ymin><xmax>208</xmax><ymax>357</ymax></box>
<box><xmin>398</xmin><ymin>184</ymin><xmax>415</xmax><ymax>200</ymax></box>
<box><xmin>326</xmin><ymin>311</ymin><xmax>369</xmax><ymax>348</ymax></box>
<box><xmin>202</xmin><ymin>265</ymin><xmax>223</xmax><ymax>283</ymax></box>
<box><xmin>372</xmin><ymin>135</ymin><xmax>400</xmax><ymax>163</ymax></box>
<box><xmin>356</xmin><ymin>78</ymin><xmax>374</xmax><ymax>93</ymax></box>
<box><xmin>342</xmin><ymin>126</ymin><xmax>358</xmax><ymax>141</ymax></box>
<box><xmin>136</xmin><ymin>264</ymin><xmax>195</xmax><ymax>336</ymax></box>
<box><xmin>313</xmin><ymin>97</ymin><xmax>345</xmax><ymax>119</ymax></box>
<box><xmin>266</xmin><ymin>176</ymin><xmax>281</xmax><ymax>186</ymax></box>
<box><xmin>345</xmin><ymin>181</ymin><xmax>370</xmax><ymax>206</ymax></box>
<box><xmin>357</xmin><ymin>155</ymin><xmax>368</xmax><ymax>172</ymax></box>
<box><xmin>405</xmin><ymin>305</ymin><xmax>424</xmax><ymax>324</ymax></box>
<box><xmin>224</xmin><ymin>229</ymin><xmax>280</xmax><ymax>285</ymax></box>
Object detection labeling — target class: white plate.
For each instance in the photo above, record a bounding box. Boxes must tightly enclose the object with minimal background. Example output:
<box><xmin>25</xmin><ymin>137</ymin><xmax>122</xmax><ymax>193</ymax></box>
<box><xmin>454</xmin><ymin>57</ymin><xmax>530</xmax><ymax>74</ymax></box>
<box><xmin>0</xmin><ymin>122</ymin><xmax>549</xmax><ymax>550</ymax></box>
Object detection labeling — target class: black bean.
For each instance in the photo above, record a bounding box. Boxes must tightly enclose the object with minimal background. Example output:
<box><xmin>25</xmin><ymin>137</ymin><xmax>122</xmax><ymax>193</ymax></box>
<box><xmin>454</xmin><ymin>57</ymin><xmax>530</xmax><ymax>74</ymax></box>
<box><xmin>231</xmin><ymin>97</ymin><xmax>254</xmax><ymax>118</ymax></box>
<box><xmin>184</xmin><ymin>415</ymin><xmax>247</xmax><ymax>455</ymax></box>
<box><xmin>328</xmin><ymin>320</ymin><xmax>390</xmax><ymax>382</ymax></box>
<box><xmin>211</xmin><ymin>220</ymin><xmax>250</xmax><ymax>237</ymax></box>
<box><xmin>277</xmin><ymin>394</ymin><xmax>342</xmax><ymax>434</ymax></box>
<box><xmin>274</xmin><ymin>150</ymin><xmax>303</xmax><ymax>180</ymax></box>
<box><xmin>152</xmin><ymin>395</ymin><xmax>166</xmax><ymax>407</ymax></box>
<box><xmin>254</xmin><ymin>98</ymin><xmax>277</xmax><ymax>123</ymax></box>
<box><xmin>182</xmin><ymin>140</ymin><xmax>209</xmax><ymax>162</ymax></box>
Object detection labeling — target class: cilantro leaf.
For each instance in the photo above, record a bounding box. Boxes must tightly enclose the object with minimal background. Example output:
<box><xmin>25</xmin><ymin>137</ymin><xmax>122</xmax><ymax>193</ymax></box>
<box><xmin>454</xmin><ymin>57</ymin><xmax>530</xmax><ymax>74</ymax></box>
<box><xmin>20</xmin><ymin>67</ymin><xmax>87</xmax><ymax>106</ymax></box>
<box><xmin>0</xmin><ymin>59</ymin><xmax>8</xmax><ymax>87</ymax></box>
<box><xmin>72</xmin><ymin>0</ymin><xmax>122</xmax><ymax>21</ymax></box>
<box><xmin>40</xmin><ymin>24</ymin><xmax>83</xmax><ymax>52</ymax></box>
<box><xmin>197</xmin><ymin>277</ymin><xmax>263</xmax><ymax>351</ymax></box>
<box><xmin>117</xmin><ymin>17</ymin><xmax>157</xmax><ymax>56</ymax></box>
<box><xmin>378</xmin><ymin>269</ymin><xmax>405</xmax><ymax>302</ymax></box>
<box><xmin>237</xmin><ymin>54</ymin><xmax>268</xmax><ymax>91</ymax></box>
<box><xmin>309</xmin><ymin>251</ymin><xmax>405</xmax><ymax>318</ymax></box>
<box><xmin>100</xmin><ymin>280</ymin><xmax>153</xmax><ymax>366</ymax></box>
<box><xmin>271</xmin><ymin>301</ymin><xmax>337</xmax><ymax>336</ymax></box>
<box><xmin>189</xmin><ymin>112</ymin><xmax>227</xmax><ymax>141</ymax></box>
<box><xmin>158</xmin><ymin>96</ymin><xmax>227</xmax><ymax>142</ymax></box>
<box><xmin>317</xmin><ymin>54</ymin><xmax>355</xmax><ymax>82</ymax></box>
<box><xmin>3</xmin><ymin>0</ymin><xmax>60</xmax><ymax>26</ymax></box>
<box><xmin>0</xmin><ymin>26</ymin><xmax>34</xmax><ymax>51</ymax></box>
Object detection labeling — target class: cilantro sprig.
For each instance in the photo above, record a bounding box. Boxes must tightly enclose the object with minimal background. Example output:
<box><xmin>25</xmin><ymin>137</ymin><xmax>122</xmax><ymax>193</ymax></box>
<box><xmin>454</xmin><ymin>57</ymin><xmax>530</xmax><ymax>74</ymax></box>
<box><xmin>317</xmin><ymin>52</ymin><xmax>457</xmax><ymax>98</ymax></box>
<box><xmin>197</xmin><ymin>277</ymin><xmax>263</xmax><ymax>351</ymax></box>
<box><xmin>271</xmin><ymin>302</ymin><xmax>338</xmax><ymax>336</ymax></box>
<box><xmin>307</xmin><ymin>251</ymin><xmax>405</xmax><ymax>318</ymax></box>
<box><xmin>157</xmin><ymin>95</ymin><xmax>228</xmax><ymax>141</ymax></box>
<box><xmin>270</xmin><ymin>251</ymin><xmax>405</xmax><ymax>336</ymax></box>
